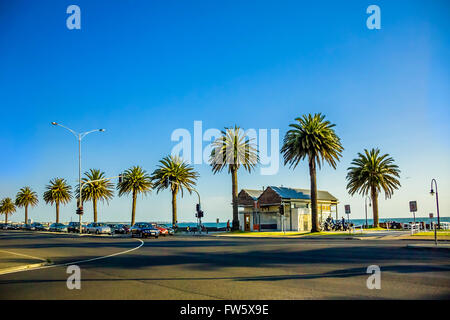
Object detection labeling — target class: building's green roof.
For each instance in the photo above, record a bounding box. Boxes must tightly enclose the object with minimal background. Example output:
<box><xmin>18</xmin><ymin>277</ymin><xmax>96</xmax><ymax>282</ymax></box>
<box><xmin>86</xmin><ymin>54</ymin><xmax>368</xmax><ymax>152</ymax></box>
<box><xmin>268</xmin><ymin>186</ymin><xmax>338</xmax><ymax>202</ymax></box>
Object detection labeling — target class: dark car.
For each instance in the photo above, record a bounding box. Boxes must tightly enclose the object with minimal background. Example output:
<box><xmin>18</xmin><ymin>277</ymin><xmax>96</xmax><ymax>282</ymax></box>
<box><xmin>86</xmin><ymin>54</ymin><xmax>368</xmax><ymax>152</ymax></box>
<box><xmin>34</xmin><ymin>223</ymin><xmax>50</xmax><ymax>231</ymax></box>
<box><xmin>114</xmin><ymin>224</ymin><xmax>130</xmax><ymax>234</ymax></box>
<box><xmin>67</xmin><ymin>222</ymin><xmax>86</xmax><ymax>233</ymax></box>
<box><xmin>31</xmin><ymin>222</ymin><xmax>44</xmax><ymax>231</ymax></box>
<box><xmin>130</xmin><ymin>222</ymin><xmax>160</xmax><ymax>238</ymax></box>
<box><xmin>23</xmin><ymin>224</ymin><xmax>35</xmax><ymax>231</ymax></box>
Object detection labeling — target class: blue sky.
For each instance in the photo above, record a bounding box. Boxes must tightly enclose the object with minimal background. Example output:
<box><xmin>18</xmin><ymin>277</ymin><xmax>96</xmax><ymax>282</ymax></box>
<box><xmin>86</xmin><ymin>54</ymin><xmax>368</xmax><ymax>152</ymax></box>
<box><xmin>1</xmin><ymin>0</ymin><xmax>449</xmax><ymax>223</ymax></box>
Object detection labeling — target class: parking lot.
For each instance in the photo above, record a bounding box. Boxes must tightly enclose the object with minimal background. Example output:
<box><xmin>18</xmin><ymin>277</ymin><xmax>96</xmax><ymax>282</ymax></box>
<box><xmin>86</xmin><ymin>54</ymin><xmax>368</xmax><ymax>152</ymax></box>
<box><xmin>0</xmin><ymin>230</ymin><xmax>449</xmax><ymax>299</ymax></box>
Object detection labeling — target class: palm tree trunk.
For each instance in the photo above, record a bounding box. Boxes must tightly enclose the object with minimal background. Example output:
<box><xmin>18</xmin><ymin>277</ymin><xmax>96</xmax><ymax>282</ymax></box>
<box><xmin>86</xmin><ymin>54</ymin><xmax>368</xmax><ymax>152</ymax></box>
<box><xmin>56</xmin><ymin>201</ymin><xmax>60</xmax><ymax>223</ymax></box>
<box><xmin>93</xmin><ymin>198</ymin><xmax>98</xmax><ymax>223</ymax></box>
<box><xmin>25</xmin><ymin>205</ymin><xmax>28</xmax><ymax>224</ymax></box>
<box><xmin>4</xmin><ymin>213</ymin><xmax>8</xmax><ymax>224</ymax></box>
<box><xmin>231</xmin><ymin>167</ymin><xmax>239</xmax><ymax>231</ymax></box>
<box><xmin>172</xmin><ymin>188</ymin><xmax>178</xmax><ymax>226</ymax></box>
<box><xmin>131</xmin><ymin>190</ymin><xmax>137</xmax><ymax>226</ymax></box>
<box><xmin>371</xmin><ymin>187</ymin><xmax>379</xmax><ymax>227</ymax></box>
<box><xmin>309</xmin><ymin>157</ymin><xmax>320</xmax><ymax>232</ymax></box>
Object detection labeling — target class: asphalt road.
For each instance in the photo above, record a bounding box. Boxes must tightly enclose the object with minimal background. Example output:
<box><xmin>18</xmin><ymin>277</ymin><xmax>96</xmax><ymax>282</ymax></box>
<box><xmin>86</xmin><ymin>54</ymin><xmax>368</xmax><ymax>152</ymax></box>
<box><xmin>0</xmin><ymin>230</ymin><xmax>449</xmax><ymax>299</ymax></box>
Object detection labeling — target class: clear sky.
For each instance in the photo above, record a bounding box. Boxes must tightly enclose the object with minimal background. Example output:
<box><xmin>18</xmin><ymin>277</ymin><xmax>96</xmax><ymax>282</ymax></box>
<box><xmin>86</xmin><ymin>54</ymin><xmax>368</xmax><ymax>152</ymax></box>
<box><xmin>1</xmin><ymin>0</ymin><xmax>449</xmax><ymax>223</ymax></box>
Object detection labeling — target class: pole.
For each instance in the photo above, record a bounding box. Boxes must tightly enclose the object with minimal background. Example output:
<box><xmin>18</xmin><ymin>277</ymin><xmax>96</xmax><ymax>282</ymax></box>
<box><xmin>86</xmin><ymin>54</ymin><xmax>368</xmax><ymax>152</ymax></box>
<box><xmin>78</xmin><ymin>136</ymin><xmax>82</xmax><ymax>234</ymax></box>
<box><xmin>365</xmin><ymin>197</ymin><xmax>368</xmax><ymax>228</ymax></box>
<box><xmin>431</xmin><ymin>179</ymin><xmax>440</xmax><ymax>230</ymax></box>
<box><xmin>51</xmin><ymin>123</ymin><xmax>104</xmax><ymax>234</ymax></box>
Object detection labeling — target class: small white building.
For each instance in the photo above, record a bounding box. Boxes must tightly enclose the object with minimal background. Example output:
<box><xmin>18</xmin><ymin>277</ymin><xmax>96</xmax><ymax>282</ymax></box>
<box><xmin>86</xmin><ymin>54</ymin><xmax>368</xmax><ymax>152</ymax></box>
<box><xmin>238</xmin><ymin>186</ymin><xmax>339</xmax><ymax>232</ymax></box>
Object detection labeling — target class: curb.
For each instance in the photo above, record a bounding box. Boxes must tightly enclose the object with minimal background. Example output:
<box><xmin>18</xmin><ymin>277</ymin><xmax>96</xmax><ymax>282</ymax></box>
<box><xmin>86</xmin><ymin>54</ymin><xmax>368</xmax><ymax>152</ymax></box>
<box><xmin>0</xmin><ymin>262</ymin><xmax>50</xmax><ymax>275</ymax></box>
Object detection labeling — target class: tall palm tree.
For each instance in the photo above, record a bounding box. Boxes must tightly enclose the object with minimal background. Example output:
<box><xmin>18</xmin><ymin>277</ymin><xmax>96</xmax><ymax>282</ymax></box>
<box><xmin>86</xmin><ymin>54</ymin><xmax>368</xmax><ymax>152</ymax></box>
<box><xmin>152</xmin><ymin>155</ymin><xmax>199</xmax><ymax>227</ymax></box>
<box><xmin>76</xmin><ymin>169</ymin><xmax>114</xmax><ymax>222</ymax></box>
<box><xmin>43</xmin><ymin>178</ymin><xmax>72</xmax><ymax>223</ymax></box>
<box><xmin>346</xmin><ymin>148</ymin><xmax>401</xmax><ymax>227</ymax></box>
<box><xmin>210</xmin><ymin>126</ymin><xmax>258</xmax><ymax>231</ymax></box>
<box><xmin>117</xmin><ymin>166</ymin><xmax>152</xmax><ymax>226</ymax></box>
<box><xmin>15</xmin><ymin>186</ymin><xmax>39</xmax><ymax>224</ymax></box>
<box><xmin>281</xmin><ymin>113</ymin><xmax>343</xmax><ymax>232</ymax></box>
<box><xmin>0</xmin><ymin>198</ymin><xmax>16</xmax><ymax>224</ymax></box>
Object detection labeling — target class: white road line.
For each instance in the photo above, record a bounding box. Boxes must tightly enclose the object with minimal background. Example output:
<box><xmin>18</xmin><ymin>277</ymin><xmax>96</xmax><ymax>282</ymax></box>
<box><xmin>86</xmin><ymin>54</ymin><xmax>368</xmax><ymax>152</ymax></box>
<box><xmin>0</xmin><ymin>249</ymin><xmax>47</xmax><ymax>262</ymax></box>
<box><xmin>0</xmin><ymin>239</ymin><xmax>144</xmax><ymax>276</ymax></box>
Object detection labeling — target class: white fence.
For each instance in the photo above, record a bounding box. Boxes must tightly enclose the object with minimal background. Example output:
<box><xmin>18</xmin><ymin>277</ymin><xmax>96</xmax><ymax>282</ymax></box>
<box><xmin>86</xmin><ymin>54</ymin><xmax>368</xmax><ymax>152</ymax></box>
<box><xmin>410</xmin><ymin>223</ymin><xmax>421</xmax><ymax>235</ymax></box>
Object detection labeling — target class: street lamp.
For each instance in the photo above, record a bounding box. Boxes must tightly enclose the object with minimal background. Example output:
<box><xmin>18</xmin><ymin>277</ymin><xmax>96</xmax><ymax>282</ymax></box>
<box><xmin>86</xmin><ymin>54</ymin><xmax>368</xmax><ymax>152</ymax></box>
<box><xmin>430</xmin><ymin>179</ymin><xmax>440</xmax><ymax>229</ymax></box>
<box><xmin>52</xmin><ymin>122</ymin><xmax>105</xmax><ymax>233</ymax></box>
<box><xmin>364</xmin><ymin>195</ymin><xmax>371</xmax><ymax>228</ymax></box>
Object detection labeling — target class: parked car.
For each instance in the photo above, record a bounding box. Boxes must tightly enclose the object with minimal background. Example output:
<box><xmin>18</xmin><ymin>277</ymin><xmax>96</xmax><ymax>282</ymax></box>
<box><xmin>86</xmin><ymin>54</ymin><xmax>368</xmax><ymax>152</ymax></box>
<box><xmin>9</xmin><ymin>224</ymin><xmax>21</xmax><ymax>230</ymax></box>
<box><xmin>30</xmin><ymin>222</ymin><xmax>44</xmax><ymax>231</ymax></box>
<box><xmin>114</xmin><ymin>224</ymin><xmax>130</xmax><ymax>234</ymax></box>
<box><xmin>0</xmin><ymin>223</ymin><xmax>8</xmax><ymax>230</ymax></box>
<box><xmin>107</xmin><ymin>224</ymin><xmax>120</xmax><ymax>234</ymax></box>
<box><xmin>67</xmin><ymin>222</ymin><xmax>86</xmax><ymax>233</ymax></box>
<box><xmin>23</xmin><ymin>224</ymin><xmax>35</xmax><ymax>231</ymax></box>
<box><xmin>49</xmin><ymin>223</ymin><xmax>68</xmax><ymax>232</ymax></box>
<box><xmin>151</xmin><ymin>223</ymin><xmax>169</xmax><ymax>236</ymax></box>
<box><xmin>130</xmin><ymin>222</ymin><xmax>160</xmax><ymax>238</ymax></box>
<box><xmin>34</xmin><ymin>223</ymin><xmax>50</xmax><ymax>231</ymax></box>
<box><xmin>159</xmin><ymin>224</ymin><xmax>175</xmax><ymax>235</ymax></box>
<box><xmin>86</xmin><ymin>223</ymin><xmax>112</xmax><ymax>235</ymax></box>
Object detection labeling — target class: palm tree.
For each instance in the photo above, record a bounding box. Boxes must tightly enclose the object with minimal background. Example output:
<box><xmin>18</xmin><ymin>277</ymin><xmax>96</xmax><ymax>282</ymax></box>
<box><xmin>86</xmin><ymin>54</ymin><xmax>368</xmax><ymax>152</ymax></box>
<box><xmin>15</xmin><ymin>186</ymin><xmax>39</xmax><ymax>224</ymax></box>
<box><xmin>152</xmin><ymin>155</ymin><xmax>199</xmax><ymax>227</ymax></box>
<box><xmin>43</xmin><ymin>178</ymin><xmax>72</xmax><ymax>223</ymax></box>
<box><xmin>76</xmin><ymin>169</ymin><xmax>114</xmax><ymax>222</ymax></box>
<box><xmin>210</xmin><ymin>126</ymin><xmax>258</xmax><ymax>231</ymax></box>
<box><xmin>346</xmin><ymin>148</ymin><xmax>401</xmax><ymax>227</ymax></box>
<box><xmin>0</xmin><ymin>198</ymin><xmax>16</xmax><ymax>224</ymax></box>
<box><xmin>281</xmin><ymin>113</ymin><xmax>343</xmax><ymax>232</ymax></box>
<box><xmin>117</xmin><ymin>166</ymin><xmax>152</xmax><ymax>226</ymax></box>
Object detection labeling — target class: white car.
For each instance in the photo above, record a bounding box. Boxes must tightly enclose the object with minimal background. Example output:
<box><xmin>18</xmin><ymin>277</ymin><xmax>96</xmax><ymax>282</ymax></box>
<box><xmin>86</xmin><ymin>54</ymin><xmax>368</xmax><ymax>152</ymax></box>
<box><xmin>86</xmin><ymin>223</ymin><xmax>112</xmax><ymax>235</ymax></box>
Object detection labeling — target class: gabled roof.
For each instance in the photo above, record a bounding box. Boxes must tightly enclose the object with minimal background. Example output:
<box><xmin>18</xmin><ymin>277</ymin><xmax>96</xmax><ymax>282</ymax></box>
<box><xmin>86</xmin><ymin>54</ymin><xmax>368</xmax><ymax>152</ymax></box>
<box><xmin>241</xmin><ymin>189</ymin><xmax>263</xmax><ymax>200</ymax></box>
<box><xmin>268</xmin><ymin>186</ymin><xmax>338</xmax><ymax>202</ymax></box>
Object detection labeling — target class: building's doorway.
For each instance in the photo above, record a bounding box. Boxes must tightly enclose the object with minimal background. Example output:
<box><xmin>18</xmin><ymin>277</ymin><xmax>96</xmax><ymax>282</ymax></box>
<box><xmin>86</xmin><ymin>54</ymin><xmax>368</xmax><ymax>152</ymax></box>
<box><xmin>244</xmin><ymin>214</ymin><xmax>251</xmax><ymax>231</ymax></box>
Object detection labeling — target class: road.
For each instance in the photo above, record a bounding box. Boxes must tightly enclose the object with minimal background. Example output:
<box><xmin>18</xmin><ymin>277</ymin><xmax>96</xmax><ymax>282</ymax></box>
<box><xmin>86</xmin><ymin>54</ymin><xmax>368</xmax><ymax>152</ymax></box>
<box><xmin>0</xmin><ymin>230</ymin><xmax>449</xmax><ymax>299</ymax></box>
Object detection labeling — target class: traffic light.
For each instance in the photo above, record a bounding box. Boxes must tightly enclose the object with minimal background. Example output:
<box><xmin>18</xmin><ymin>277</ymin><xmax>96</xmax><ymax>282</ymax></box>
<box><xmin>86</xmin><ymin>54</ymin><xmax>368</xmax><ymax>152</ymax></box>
<box><xmin>76</xmin><ymin>206</ymin><xmax>84</xmax><ymax>215</ymax></box>
<box><xmin>196</xmin><ymin>203</ymin><xmax>201</xmax><ymax>212</ymax></box>
<box><xmin>279</xmin><ymin>205</ymin><xmax>284</xmax><ymax>215</ymax></box>
<box><xmin>198</xmin><ymin>210</ymin><xmax>204</xmax><ymax>218</ymax></box>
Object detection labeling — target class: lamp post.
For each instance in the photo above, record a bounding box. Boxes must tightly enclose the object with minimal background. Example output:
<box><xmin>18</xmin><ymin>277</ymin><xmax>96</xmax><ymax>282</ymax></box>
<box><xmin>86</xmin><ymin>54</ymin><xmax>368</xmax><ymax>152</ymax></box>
<box><xmin>430</xmin><ymin>179</ymin><xmax>440</xmax><ymax>230</ymax></box>
<box><xmin>52</xmin><ymin>122</ymin><xmax>105</xmax><ymax>233</ymax></box>
<box><xmin>364</xmin><ymin>195</ymin><xmax>371</xmax><ymax>228</ymax></box>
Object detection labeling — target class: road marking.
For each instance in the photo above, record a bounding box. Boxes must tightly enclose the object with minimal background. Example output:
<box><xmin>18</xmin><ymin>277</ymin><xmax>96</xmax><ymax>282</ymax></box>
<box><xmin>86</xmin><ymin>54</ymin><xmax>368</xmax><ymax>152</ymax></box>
<box><xmin>0</xmin><ymin>249</ymin><xmax>47</xmax><ymax>262</ymax></box>
<box><xmin>0</xmin><ymin>239</ymin><xmax>144</xmax><ymax>276</ymax></box>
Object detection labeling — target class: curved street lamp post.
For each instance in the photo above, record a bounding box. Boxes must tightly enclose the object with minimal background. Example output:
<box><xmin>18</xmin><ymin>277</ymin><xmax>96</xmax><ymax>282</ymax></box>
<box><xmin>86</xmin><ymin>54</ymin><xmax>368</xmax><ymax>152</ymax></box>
<box><xmin>430</xmin><ymin>179</ymin><xmax>440</xmax><ymax>230</ymax></box>
<box><xmin>52</xmin><ymin>122</ymin><xmax>105</xmax><ymax>233</ymax></box>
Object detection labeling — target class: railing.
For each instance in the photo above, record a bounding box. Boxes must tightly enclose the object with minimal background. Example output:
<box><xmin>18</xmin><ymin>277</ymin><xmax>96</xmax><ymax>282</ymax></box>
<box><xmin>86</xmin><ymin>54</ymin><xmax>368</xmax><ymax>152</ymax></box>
<box><xmin>351</xmin><ymin>225</ymin><xmax>364</xmax><ymax>234</ymax></box>
<box><xmin>410</xmin><ymin>223</ymin><xmax>421</xmax><ymax>235</ymax></box>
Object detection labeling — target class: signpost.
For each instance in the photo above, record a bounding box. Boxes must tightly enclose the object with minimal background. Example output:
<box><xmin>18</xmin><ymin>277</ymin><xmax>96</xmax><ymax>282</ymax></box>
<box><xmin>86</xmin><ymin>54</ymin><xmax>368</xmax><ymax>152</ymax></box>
<box><xmin>429</xmin><ymin>213</ymin><xmax>437</xmax><ymax>245</ymax></box>
<box><xmin>344</xmin><ymin>205</ymin><xmax>351</xmax><ymax>225</ymax></box>
<box><xmin>409</xmin><ymin>201</ymin><xmax>417</xmax><ymax>223</ymax></box>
